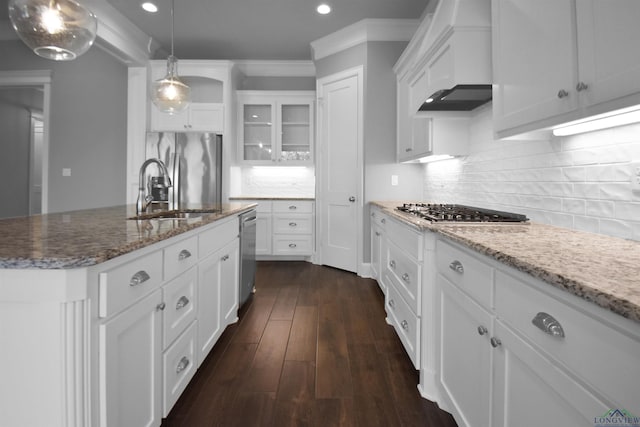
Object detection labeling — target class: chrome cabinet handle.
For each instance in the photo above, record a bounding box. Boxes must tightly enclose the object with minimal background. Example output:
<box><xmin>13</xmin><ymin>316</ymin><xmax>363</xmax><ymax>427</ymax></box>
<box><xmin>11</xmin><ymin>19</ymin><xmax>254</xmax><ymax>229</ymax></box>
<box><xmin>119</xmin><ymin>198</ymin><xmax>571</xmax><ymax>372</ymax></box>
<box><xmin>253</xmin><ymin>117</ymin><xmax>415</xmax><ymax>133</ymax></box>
<box><xmin>371</xmin><ymin>212</ymin><xmax>375</xmax><ymax>217</ymax></box>
<box><xmin>477</xmin><ymin>325</ymin><xmax>488</xmax><ymax>336</ymax></box>
<box><xmin>130</xmin><ymin>270</ymin><xmax>150</xmax><ymax>287</ymax></box>
<box><xmin>381</xmin><ymin>218</ymin><xmax>386</xmax><ymax>224</ymax></box>
<box><xmin>402</xmin><ymin>273</ymin><xmax>410</xmax><ymax>283</ymax></box>
<box><xmin>176</xmin><ymin>356</ymin><xmax>190</xmax><ymax>374</ymax></box>
<box><xmin>289</xmin><ymin>222</ymin><xmax>297</xmax><ymax>227</ymax></box>
<box><xmin>349</xmin><ymin>196</ymin><xmax>356</xmax><ymax>202</ymax></box>
<box><xmin>176</xmin><ymin>296</ymin><xmax>189</xmax><ymax>310</ymax></box>
<box><xmin>449</xmin><ymin>260</ymin><xmax>464</xmax><ymax>274</ymax></box>
<box><xmin>178</xmin><ymin>249</ymin><xmax>192</xmax><ymax>260</ymax></box>
<box><xmin>405</xmin><ymin>147</ymin><xmax>413</xmax><ymax>152</ymax></box>
<box><xmin>289</xmin><ymin>243</ymin><xmax>297</xmax><ymax>248</ymax></box>
<box><xmin>375</xmin><ymin>231</ymin><xmax>380</xmax><ymax>237</ymax></box>
<box><xmin>389</xmin><ymin>260</ymin><xmax>396</xmax><ymax>269</ymax></box>
<box><xmin>576</xmin><ymin>81</ymin><xmax>589</xmax><ymax>92</ymax></box>
<box><xmin>401</xmin><ymin>320</ymin><xmax>409</xmax><ymax>330</ymax></box>
<box><xmin>557</xmin><ymin>89</ymin><xmax>569</xmax><ymax>99</ymax></box>
<box><xmin>532</xmin><ymin>312</ymin><xmax>565</xmax><ymax>338</ymax></box>
<box><xmin>156</xmin><ymin>302</ymin><xmax>166</xmax><ymax>311</ymax></box>
<box><xmin>490</xmin><ymin>337</ymin><xmax>502</xmax><ymax>348</ymax></box>
<box><xmin>289</xmin><ymin>205</ymin><xmax>297</xmax><ymax>210</ymax></box>
<box><xmin>388</xmin><ymin>299</ymin><xmax>395</xmax><ymax>309</ymax></box>
<box><xmin>221</xmin><ymin>254</ymin><xmax>229</xmax><ymax>261</ymax></box>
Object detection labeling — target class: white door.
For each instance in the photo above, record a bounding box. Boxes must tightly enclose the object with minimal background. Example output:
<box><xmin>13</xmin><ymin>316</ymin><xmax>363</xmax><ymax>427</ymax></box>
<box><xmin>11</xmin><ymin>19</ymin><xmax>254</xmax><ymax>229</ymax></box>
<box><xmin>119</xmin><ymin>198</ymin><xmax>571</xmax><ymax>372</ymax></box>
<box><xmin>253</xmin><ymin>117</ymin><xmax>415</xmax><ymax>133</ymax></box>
<box><xmin>317</xmin><ymin>67</ymin><xmax>363</xmax><ymax>273</ymax></box>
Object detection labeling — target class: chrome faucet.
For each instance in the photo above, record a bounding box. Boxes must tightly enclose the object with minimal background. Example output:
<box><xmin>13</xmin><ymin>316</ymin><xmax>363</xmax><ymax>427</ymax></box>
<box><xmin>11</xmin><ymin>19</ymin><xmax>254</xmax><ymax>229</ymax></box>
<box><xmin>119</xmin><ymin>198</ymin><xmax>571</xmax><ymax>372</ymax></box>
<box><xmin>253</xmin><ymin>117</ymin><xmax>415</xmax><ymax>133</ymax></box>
<box><xmin>137</xmin><ymin>158</ymin><xmax>173</xmax><ymax>215</ymax></box>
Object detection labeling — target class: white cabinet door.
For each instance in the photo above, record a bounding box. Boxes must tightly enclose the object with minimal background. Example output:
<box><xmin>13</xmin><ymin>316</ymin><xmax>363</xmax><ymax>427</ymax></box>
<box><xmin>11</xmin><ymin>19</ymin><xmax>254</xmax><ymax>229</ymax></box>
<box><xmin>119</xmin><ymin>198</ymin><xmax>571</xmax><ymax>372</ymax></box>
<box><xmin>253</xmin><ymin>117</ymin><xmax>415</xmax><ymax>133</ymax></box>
<box><xmin>150</xmin><ymin>103</ymin><xmax>223</xmax><ymax>132</ymax></box>
<box><xmin>255</xmin><ymin>214</ymin><xmax>272</xmax><ymax>255</ymax></box>
<box><xmin>197</xmin><ymin>249</ymin><xmax>222</xmax><ymax>364</ymax></box>
<box><xmin>438</xmin><ymin>275</ymin><xmax>493</xmax><ymax>427</ymax></box>
<box><xmin>492</xmin><ymin>0</ymin><xmax>577</xmax><ymax>134</ymax></box>
<box><xmin>219</xmin><ymin>239</ymin><xmax>239</xmax><ymax>327</ymax></box>
<box><xmin>99</xmin><ymin>289</ymin><xmax>163</xmax><ymax>427</ymax></box>
<box><xmin>576</xmin><ymin>0</ymin><xmax>640</xmax><ymax>108</ymax></box>
<box><xmin>370</xmin><ymin>221</ymin><xmax>383</xmax><ymax>283</ymax></box>
<box><xmin>492</xmin><ymin>321</ymin><xmax>609</xmax><ymax>427</ymax></box>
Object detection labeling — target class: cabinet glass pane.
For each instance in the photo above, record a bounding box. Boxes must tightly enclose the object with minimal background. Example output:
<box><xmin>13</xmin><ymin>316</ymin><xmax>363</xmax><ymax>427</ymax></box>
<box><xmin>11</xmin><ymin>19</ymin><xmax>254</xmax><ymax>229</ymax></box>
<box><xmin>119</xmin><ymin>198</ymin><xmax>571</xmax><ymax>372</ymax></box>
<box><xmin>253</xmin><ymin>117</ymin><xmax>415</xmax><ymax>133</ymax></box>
<box><xmin>243</xmin><ymin>104</ymin><xmax>273</xmax><ymax>161</ymax></box>
<box><xmin>280</xmin><ymin>104</ymin><xmax>310</xmax><ymax>161</ymax></box>
<box><xmin>281</xmin><ymin>105</ymin><xmax>309</xmax><ymax>124</ymax></box>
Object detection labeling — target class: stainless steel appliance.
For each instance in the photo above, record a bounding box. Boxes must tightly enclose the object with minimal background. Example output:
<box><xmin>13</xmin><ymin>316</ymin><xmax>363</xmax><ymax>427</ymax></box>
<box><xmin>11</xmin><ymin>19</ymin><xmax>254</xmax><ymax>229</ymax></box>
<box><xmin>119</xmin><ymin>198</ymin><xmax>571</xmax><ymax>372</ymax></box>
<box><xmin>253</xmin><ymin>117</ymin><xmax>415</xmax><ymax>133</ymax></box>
<box><xmin>239</xmin><ymin>209</ymin><xmax>257</xmax><ymax>307</ymax></box>
<box><xmin>145</xmin><ymin>132</ymin><xmax>222</xmax><ymax>209</ymax></box>
<box><xmin>397</xmin><ymin>203</ymin><xmax>529</xmax><ymax>223</ymax></box>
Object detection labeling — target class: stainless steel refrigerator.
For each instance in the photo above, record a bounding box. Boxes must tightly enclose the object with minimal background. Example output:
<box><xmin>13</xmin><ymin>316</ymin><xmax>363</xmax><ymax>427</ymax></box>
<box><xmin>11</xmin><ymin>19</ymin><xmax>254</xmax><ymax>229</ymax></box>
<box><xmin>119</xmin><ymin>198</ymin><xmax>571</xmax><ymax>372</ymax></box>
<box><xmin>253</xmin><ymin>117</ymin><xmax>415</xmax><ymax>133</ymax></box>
<box><xmin>145</xmin><ymin>132</ymin><xmax>222</xmax><ymax>209</ymax></box>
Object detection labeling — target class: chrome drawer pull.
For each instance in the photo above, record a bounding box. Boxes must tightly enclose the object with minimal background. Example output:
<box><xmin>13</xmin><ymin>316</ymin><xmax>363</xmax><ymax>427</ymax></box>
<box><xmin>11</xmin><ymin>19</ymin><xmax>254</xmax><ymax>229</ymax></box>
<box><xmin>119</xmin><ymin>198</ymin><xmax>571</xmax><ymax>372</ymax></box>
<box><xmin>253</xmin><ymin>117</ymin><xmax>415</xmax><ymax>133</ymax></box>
<box><xmin>178</xmin><ymin>249</ymin><xmax>192</xmax><ymax>260</ymax></box>
<box><xmin>388</xmin><ymin>299</ymin><xmax>395</xmax><ymax>309</ymax></box>
<box><xmin>490</xmin><ymin>337</ymin><xmax>502</xmax><ymax>348</ymax></box>
<box><xmin>532</xmin><ymin>312</ymin><xmax>565</xmax><ymax>338</ymax></box>
<box><xmin>176</xmin><ymin>296</ymin><xmax>190</xmax><ymax>310</ymax></box>
<box><xmin>289</xmin><ymin>222</ymin><xmax>297</xmax><ymax>227</ymax></box>
<box><xmin>129</xmin><ymin>270</ymin><xmax>151</xmax><ymax>287</ymax></box>
<box><xmin>449</xmin><ymin>260</ymin><xmax>464</xmax><ymax>274</ymax></box>
<box><xmin>289</xmin><ymin>243</ymin><xmax>297</xmax><ymax>248</ymax></box>
<box><xmin>375</xmin><ymin>231</ymin><xmax>380</xmax><ymax>237</ymax></box>
<box><xmin>402</xmin><ymin>273</ymin><xmax>410</xmax><ymax>283</ymax></box>
<box><xmin>477</xmin><ymin>325</ymin><xmax>488</xmax><ymax>336</ymax></box>
<box><xmin>389</xmin><ymin>260</ymin><xmax>396</xmax><ymax>269</ymax></box>
<box><xmin>289</xmin><ymin>205</ymin><xmax>297</xmax><ymax>210</ymax></box>
<box><xmin>221</xmin><ymin>254</ymin><xmax>229</xmax><ymax>261</ymax></box>
<box><xmin>156</xmin><ymin>302</ymin><xmax>166</xmax><ymax>311</ymax></box>
<box><xmin>557</xmin><ymin>89</ymin><xmax>569</xmax><ymax>99</ymax></box>
<box><xmin>401</xmin><ymin>320</ymin><xmax>409</xmax><ymax>330</ymax></box>
<box><xmin>381</xmin><ymin>218</ymin><xmax>386</xmax><ymax>224</ymax></box>
<box><xmin>176</xmin><ymin>356</ymin><xmax>190</xmax><ymax>374</ymax></box>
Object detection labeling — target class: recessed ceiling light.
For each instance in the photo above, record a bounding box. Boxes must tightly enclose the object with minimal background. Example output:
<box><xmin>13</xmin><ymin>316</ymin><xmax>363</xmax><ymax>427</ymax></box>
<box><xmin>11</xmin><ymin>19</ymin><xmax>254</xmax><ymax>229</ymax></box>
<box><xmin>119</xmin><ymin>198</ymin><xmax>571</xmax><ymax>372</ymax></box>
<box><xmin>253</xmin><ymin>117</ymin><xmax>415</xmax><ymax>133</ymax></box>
<box><xmin>142</xmin><ymin>2</ymin><xmax>158</xmax><ymax>12</ymax></box>
<box><xmin>317</xmin><ymin>3</ymin><xmax>331</xmax><ymax>14</ymax></box>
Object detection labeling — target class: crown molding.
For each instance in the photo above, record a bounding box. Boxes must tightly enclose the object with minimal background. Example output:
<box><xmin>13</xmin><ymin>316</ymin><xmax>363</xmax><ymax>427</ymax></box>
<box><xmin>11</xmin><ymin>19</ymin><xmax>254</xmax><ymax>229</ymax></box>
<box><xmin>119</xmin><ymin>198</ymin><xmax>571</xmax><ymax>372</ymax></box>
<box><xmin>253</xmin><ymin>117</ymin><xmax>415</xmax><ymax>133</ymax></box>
<box><xmin>234</xmin><ymin>60</ymin><xmax>316</xmax><ymax>77</ymax></box>
<box><xmin>311</xmin><ymin>18</ymin><xmax>420</xmax><ymax>61</ymax></box>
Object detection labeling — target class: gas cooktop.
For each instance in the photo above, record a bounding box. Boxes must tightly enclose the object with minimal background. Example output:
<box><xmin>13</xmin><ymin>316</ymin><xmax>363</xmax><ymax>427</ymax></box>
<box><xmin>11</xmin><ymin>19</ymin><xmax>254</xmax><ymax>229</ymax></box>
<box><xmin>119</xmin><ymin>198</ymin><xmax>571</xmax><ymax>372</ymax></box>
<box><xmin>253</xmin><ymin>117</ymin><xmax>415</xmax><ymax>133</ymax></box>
<box><xmin>396</xmin><ymin>203</ymin><xmax>529</xmax><ymax>223</ymax></box>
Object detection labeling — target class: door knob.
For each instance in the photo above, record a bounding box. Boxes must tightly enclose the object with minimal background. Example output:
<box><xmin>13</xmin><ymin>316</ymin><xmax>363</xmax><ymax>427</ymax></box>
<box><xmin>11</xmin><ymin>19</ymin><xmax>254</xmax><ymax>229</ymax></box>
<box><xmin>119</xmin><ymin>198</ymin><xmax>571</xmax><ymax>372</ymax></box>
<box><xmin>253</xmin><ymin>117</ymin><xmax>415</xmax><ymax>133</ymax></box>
<box><xmin>349</xmin><ymin>196</ymin><xmax>356</xmax><ymax>202</ymax></box>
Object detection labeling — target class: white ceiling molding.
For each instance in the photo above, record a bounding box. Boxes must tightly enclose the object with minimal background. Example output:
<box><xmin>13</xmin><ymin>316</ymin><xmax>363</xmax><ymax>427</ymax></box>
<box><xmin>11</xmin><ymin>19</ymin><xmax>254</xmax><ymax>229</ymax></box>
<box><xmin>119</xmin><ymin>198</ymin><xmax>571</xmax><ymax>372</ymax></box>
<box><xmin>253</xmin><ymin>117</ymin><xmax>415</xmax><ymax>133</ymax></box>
<box><xmin>310</xmin><ymin>18</ymin><xmax>420</xmax><ymax>61</ymax></box>
<box><xmin>84</xmin><ymin>0</ymin><xmax>160</xmax><ymax>65</ymax></box>
<box><xmin>234</xmin><ymin>60</ymin><xmax>316</xmax><ymax>77</ymax></box>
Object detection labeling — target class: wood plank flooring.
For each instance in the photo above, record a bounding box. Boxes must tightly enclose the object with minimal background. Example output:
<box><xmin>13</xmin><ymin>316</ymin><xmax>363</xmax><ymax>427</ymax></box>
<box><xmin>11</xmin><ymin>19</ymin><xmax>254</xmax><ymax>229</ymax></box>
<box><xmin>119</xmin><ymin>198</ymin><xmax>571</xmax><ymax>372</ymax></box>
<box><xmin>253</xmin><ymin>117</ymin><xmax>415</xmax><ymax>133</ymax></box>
<box><xmin>161</xmin><ymin>261</ymin><xmax>458</xmax><ymax>427</ymax></box>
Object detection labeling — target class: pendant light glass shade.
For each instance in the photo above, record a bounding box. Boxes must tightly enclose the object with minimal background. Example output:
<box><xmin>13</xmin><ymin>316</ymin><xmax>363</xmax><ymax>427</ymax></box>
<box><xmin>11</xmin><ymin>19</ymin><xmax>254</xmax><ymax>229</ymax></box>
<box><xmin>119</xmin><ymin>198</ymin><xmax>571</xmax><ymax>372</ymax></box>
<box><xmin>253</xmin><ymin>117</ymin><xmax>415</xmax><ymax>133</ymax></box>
<box><xmin>151</xmin><ymin>55</ymin><xmax>190</xmax><ymax>114</ymax></box>
<box><xmin>150</xmin><ymin>0</ymin><xmax>190</xmax><ymax>115</ymax></box>
<box><xmin>8</xmin><ymin>0</ymin><xmax>97</xmax><ymax>61</ymax></box>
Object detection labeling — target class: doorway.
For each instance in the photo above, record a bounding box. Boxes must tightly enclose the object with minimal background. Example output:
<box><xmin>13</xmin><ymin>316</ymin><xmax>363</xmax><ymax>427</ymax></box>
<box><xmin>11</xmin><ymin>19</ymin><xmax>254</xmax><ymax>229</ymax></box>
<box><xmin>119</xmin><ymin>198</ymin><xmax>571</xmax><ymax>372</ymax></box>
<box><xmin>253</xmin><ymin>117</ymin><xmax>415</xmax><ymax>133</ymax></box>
<box><xmin>0</xmin><ymin>71</ymin><xmax>51</xmax><ymax>218</ymax></box>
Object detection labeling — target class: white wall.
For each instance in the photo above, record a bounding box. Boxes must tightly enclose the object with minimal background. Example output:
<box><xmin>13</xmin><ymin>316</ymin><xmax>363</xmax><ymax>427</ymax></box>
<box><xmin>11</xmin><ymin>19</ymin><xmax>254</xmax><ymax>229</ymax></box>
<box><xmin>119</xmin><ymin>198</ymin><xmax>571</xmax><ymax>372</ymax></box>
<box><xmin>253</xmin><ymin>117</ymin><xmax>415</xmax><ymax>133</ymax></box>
<box><xmin>423</xmin><ymin>105</ymin><xmax>640</xmax><ymax>241</ymax></box>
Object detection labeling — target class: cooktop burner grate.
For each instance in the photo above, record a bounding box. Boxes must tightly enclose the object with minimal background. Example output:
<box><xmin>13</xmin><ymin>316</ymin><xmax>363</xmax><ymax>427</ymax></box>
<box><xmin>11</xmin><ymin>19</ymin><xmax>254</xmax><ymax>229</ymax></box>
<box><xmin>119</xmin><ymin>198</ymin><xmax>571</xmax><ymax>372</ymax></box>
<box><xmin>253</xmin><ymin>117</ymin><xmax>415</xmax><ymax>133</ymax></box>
<box><xmin>396</xmin><ymin>203</ymin><xmax>528</xmax><ymax>223</ymax></box>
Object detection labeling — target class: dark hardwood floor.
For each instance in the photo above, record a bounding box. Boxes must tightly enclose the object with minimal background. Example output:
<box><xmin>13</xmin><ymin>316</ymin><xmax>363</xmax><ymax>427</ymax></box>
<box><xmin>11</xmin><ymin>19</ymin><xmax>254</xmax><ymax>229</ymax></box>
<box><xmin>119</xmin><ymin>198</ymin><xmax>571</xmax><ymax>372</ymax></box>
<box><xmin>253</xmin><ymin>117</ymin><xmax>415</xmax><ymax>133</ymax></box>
<box><xmin>161</xmin><ymin>261</ymin><xmax>458</xmax><ymax>427</ymax></box>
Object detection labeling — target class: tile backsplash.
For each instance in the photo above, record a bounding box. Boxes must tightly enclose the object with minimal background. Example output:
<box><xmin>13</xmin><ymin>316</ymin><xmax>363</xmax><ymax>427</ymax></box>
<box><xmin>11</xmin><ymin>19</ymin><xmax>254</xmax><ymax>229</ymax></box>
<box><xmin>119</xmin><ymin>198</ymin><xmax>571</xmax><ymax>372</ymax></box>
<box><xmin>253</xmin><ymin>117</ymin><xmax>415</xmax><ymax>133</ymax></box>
<box><xmin>423</xmin><ymin>107</ymin><xmax>640</xmax><ymax>241</ymax></box>
<box><xmin>229</xmin><ymin>166</ymin><xmax>315</xmax><ymax>197</ymax></box>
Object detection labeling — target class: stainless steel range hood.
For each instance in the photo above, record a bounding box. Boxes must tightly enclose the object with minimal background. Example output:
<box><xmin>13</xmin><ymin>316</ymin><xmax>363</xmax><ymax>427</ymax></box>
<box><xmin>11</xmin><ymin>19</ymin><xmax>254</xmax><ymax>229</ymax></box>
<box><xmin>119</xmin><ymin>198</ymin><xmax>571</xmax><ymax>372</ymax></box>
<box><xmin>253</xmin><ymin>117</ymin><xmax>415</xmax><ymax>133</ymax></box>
<box><xmin>415</xmin><ymin>0</ymin><xmax>492</xmax><ymax>112</ymax></box>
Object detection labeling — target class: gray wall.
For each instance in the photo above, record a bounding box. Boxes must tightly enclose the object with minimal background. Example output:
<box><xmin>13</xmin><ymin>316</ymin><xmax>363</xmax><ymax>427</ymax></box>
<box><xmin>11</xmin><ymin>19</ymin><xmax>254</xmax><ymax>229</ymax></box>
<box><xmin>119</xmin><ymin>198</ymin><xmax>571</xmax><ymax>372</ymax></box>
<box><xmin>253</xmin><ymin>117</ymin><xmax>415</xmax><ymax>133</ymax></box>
<box><xmin>314</xmin><ymin>41</ymin><xmax>423</xmax><ymax>263</ymax></box>
<box><xmin>1</xmin><ymin>40</ymin><xmax>128</xmax><ymax>213</ymax></box>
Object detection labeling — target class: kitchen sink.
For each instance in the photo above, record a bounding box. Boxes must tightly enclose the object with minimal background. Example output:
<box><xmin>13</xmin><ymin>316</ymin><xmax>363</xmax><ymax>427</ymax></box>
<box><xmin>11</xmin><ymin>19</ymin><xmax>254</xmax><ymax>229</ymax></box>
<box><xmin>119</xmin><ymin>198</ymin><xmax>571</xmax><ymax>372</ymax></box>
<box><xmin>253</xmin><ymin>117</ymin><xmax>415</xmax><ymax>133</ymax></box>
<box><xmin>128</xmin><ymin>209</ymin><xmax>221</xmax><ymax>221</ymax></box>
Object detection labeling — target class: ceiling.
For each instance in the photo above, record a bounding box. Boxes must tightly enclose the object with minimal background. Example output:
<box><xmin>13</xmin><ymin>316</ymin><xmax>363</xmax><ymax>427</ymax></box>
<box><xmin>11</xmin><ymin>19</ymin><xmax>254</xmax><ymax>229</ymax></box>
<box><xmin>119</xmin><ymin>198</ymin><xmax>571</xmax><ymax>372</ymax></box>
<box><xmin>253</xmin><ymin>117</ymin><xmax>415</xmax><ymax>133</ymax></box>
<box><xmin>103</xmin><ymin>0</ymin><xmax>429</xmax><ymax>60</ymax></box>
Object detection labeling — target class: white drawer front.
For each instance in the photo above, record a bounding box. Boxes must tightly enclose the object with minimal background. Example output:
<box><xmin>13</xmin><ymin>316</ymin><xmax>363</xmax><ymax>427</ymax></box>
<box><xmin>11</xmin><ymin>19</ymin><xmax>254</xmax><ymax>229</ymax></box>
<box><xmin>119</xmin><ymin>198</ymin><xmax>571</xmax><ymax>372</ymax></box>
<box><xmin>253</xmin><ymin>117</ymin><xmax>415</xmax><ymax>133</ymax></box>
<box><xmin>436</xmin><ymin>240</ymin><xmax>493</xmax><ymax>309</ymax></box>
<box><xmin>273</xmin><ymin>215</ymin><xmax>312</xmax><ymax>234</ymax></box>
<box><xmin>233</xmin><ymin>200</ymin><xmax>271</xmax><ymax>213</ymax></box>
<box><xmin>99</xmin><ymin>250</ymin><xmax>164</xmax><ymax>318</ymax></box>
<box><xmin>272</xmin><ymin>200</ymin><xmax>313</xmax><ymax>214</ymax></box>
<box><xmin>162</xmin><ymin>320</ymin><xmax>197</xmax><ymax>417</ymax></box>
<box><xmin>273</xmin><ymin>235</ymin><xmax>313</xmax><ymax>255</ymax></box>
<box><xmin>495</xmin><ymin>270</ymin><xmax>640</xmax><ymax>411</ymax></box>
<box><xmin>162</xmin><ymin>267</ymin><xmax>197</xmax><ymax>349</ymax></box>
<box><xmin>386</xmin><ymin>241</ymin><xmax>421</xmax><ymax>315</ymax></box>
<box><xmin>387</xmin><ymin>217</ymin><xmax>423</xmax><ymax>261</ymax></box>
<box><xmin>164</xmin><ymin>236</ymin><xmax>198</xmax><ymax>280</ymax></box>
<box><xmin>386</xmin><ymin>279</ymin><xmax>420</xmax><ymax>368</ymax></box>
<box><xmin>198</xmin><ymin>218</ymin><xmax>238</xmax><ymax>257</ymax></box>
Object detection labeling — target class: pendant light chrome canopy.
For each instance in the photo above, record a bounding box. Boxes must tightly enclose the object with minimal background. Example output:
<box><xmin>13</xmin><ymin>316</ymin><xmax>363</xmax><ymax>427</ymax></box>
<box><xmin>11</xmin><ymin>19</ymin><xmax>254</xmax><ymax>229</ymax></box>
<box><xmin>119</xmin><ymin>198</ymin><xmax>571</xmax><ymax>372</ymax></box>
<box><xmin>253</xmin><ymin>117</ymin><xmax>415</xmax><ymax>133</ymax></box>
<box><xmin>151</xmin><ymin>0</ymin><xmax>190</xmax><ymax>115</ymax></box>
<box><xmin>8</xmin><ymin>0</ymin><xmax>97</xmax><ymax>61</ymax></box>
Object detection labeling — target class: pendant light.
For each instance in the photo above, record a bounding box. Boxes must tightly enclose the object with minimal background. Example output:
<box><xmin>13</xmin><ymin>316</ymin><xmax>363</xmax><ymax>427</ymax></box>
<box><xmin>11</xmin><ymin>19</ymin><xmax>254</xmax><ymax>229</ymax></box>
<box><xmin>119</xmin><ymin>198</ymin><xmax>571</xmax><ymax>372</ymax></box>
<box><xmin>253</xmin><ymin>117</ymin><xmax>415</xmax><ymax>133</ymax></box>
<box><xmin>8</xmin><ymin>0</ymin><xmax>97</xmax><ymax>61</ymax></box>
<box><xmin>150</xmin><ymin>0</ymin><xmax>190</xmax><ymax>115</ymax></box>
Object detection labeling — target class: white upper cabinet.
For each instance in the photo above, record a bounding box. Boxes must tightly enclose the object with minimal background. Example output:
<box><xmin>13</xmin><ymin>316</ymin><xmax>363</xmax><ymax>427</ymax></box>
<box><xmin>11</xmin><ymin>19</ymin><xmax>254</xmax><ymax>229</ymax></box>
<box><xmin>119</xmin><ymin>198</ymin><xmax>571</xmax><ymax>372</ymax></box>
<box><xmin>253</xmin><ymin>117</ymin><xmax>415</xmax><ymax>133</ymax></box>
<box><xmin>492</xmin><ymin>0</ymin><xmax>640</xmax><ymax>138</ymax></box>
<box><xmin>148</xmin><ymin>61</ymin><xmax>230</xmax><ymax>133</ymax></box>
<box><xmin>237</xmin><ymin>91</ymin><xmax>314</xmax><ymax>165</ymax></box>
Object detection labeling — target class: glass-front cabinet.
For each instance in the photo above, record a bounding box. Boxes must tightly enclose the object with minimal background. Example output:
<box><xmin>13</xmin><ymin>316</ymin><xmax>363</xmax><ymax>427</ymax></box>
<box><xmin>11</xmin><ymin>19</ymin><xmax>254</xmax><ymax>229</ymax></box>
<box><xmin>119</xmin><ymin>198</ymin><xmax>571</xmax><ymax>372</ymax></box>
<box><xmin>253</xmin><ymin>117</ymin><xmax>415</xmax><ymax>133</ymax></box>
<box><xmin>237</xmin><ymin>91</ymin><xmax>314</xmax><ymax>165</ymax></box>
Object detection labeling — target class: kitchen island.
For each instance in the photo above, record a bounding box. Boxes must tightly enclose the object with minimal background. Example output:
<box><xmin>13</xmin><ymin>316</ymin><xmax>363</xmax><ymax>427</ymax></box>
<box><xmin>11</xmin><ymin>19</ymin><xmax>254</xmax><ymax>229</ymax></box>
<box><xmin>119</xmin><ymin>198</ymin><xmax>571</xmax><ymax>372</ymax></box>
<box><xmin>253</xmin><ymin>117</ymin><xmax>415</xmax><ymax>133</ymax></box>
<box><xmin>0</xmin><ymin>202</ymin><xmax>256</xmax><ymax>427</ymax></box>
<box><xmin>370</xmin><ymin>201</ymin><xmax>640</xmax><ymax>427</ymax></box>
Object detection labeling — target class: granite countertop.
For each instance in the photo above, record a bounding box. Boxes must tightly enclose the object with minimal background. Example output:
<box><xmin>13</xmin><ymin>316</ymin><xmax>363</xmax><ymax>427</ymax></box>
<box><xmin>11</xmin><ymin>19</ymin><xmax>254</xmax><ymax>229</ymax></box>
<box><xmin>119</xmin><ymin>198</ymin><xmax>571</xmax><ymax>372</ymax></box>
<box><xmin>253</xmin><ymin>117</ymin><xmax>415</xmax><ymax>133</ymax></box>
<box><xmin>0</xmin><ymin>203</ymin><xmax>256</xmax><ymax>270</ymax></box>
<box><xmin>371</xmin><ymin>201</ymin><xmax>640</xmax><ymax>323</ymax></box>
<box><xmin>229</xmin><ymin>196</ymin><xmax>315</xmax><ymax>201</ymax></box>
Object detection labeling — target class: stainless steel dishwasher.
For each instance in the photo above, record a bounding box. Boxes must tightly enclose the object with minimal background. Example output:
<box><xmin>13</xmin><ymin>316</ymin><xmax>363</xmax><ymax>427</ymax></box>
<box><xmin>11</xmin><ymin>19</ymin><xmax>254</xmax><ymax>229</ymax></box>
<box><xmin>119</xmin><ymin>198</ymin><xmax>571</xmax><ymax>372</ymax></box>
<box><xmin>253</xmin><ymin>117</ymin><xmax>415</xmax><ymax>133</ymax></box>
<box><xmin>239</xmin><ymin>209</ymin><xmax>257</xmax><ymax>307</ymax></box>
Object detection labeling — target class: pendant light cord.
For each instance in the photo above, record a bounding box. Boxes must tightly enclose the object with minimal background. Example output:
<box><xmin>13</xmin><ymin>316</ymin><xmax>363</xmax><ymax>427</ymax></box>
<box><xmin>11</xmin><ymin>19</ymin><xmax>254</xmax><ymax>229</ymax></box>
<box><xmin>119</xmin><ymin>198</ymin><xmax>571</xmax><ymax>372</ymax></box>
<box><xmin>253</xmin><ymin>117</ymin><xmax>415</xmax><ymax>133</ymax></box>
<box><xmin>170</xmin><ymin>0</ymin><xmax>175</xmax><ymax>57</ymax></box>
